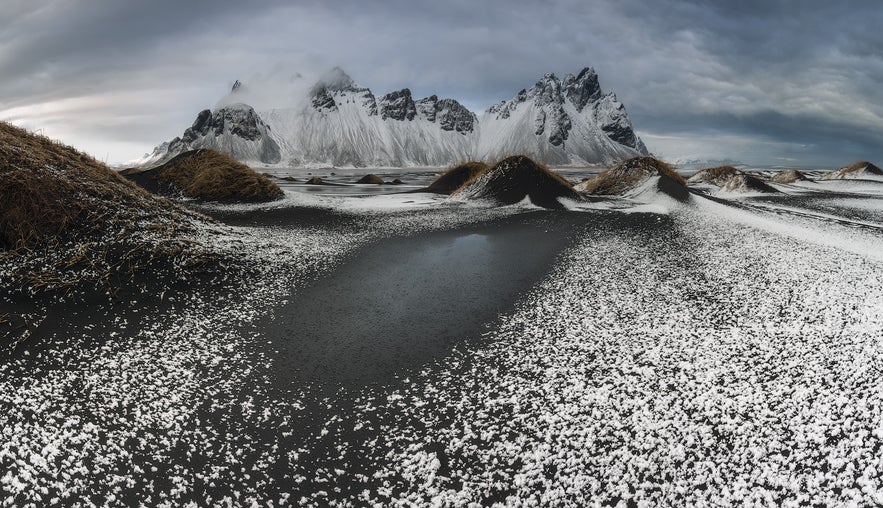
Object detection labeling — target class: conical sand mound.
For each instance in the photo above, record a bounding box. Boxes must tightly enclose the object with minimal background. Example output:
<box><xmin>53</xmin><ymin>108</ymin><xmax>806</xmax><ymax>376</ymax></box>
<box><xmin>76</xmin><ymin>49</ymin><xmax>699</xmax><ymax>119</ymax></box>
<box><xmin>576</xmin><ymin>156</ymin><xmax>689</xmax><ymax>201</ymax></box>
<box><xmin>453</xmin><ymin>156</ymin><xmax>579</xmax><ymax>209</ymax></box>
<box><xmin>769</xmin><ymin>169</ymin><xmax>810</xmax><ymax>184</ymax></box>
<box><xmin>820</xmin><ymin>161</ymin><xmax>883</xmax><ymax>180</ymax></box>
<box><xmin>687</xmin><ymin>166</ymin><xmax>740</xmax><ymax>187</ymax></box>
<box><xmin>722</xmin><ymin>174</ymin><xmax>779</xmax><ymax>193</ymax></box>
<box><xmin>425</xmin><ymin>161</ymin><xmax>489</xmax><ymax>195</ymax></box>
<box><xmin>125</xmin><ymin>148</ymin><xmax>283</xmax><ymax>202</ymax></box>
<box><xmin>356</xmin><ymin>174</ymin><xmax>385</xmax><ymax>184</ymax></box>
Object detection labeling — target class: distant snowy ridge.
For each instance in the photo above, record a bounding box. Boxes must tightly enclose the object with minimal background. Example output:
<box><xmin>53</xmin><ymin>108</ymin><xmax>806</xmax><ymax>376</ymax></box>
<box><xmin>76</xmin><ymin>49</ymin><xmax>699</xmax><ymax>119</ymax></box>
<box><xmin>135</xmin><ymin>67</ymin><xmax>649</xmax><ymax>168</ymax></box>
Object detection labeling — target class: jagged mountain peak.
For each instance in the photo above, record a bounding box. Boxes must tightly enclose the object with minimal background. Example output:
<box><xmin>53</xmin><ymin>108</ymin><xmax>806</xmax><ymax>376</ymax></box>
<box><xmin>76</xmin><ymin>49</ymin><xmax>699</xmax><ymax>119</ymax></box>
<box><xmin>577</xmin><ymin>66</ymin><xmax>596</xmax><ymax>78</ymax></box>
<box><xmin>312</xmin><ymin>67</ymin><xmax>359</xmax><ymax>93</ymax></box>
<box><xmin>378</xmin><ymin>88</ymin><xmax>416</xmax><ymax>121</ymax></box>
<box><xmin>141</xmin><ymin>102</ymin><xmax>281</xmax><ymax>166</ymax></box>
<box><xmin>231</xmin><ymin>80</ymin><xmax>242</xmax><ymax>92</ymax></box>
<box><xmin>139</xmin><ymin>66</ymin><xmax>647</xmax><ymax>167</ymax></box>
<box><xmin>414</xmin><ymin>94</ymin><xmax>476</xmax><ymax>134</ymax></box>
<box><xmin>562</xmin><ymin>67</ymin><xmax>602</xmax><ymax>112</ymax></box>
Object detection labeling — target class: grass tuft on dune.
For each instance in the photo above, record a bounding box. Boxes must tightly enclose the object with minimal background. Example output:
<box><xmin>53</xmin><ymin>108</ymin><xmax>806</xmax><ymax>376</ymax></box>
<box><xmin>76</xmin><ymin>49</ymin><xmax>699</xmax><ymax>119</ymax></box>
<box><xmin>426</xmin><ymin>161</ymin><xmax>489</xmax><ymax>195</ymax></box>
<box><xmin>0</xmin><ymin>122</ymin><xmax>215</xmax><ymax>294</ymax></box>
<box><xmin>125</xmin><ymin>148</ymin><xmax>283</xmax><ymax>202</ymax></box>
<box><xmin>453</xmin><ymin>155</ymin><xmax>579</xmax><ymax>209</ymax></box>
<box><xmin>687</xmin><ymin>165</ymin><xmax>740</xmax><ymax>187</ymax></box>
<box><xmin>577</xmin><ymin>156</ymin><xmax>686</xmax><ymax>199</ymax></box>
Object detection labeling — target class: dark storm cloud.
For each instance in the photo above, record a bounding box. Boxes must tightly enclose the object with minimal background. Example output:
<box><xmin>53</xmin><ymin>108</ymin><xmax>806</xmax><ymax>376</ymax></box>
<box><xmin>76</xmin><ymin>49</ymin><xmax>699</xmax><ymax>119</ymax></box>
<box><xmin>1</xmin><ymin>0</ymin><xmax>881</xmax><ymax>165</ymax></box>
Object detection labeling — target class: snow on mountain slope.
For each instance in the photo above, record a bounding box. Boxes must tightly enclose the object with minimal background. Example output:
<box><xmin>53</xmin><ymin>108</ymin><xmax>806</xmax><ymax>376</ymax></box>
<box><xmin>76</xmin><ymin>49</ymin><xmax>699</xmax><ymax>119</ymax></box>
<box><xmin>136</xmin><ymin>67</ymin><xmax>648</xmax><ymax>168</ymax></box>
<box><xmin>263</xmin><ymin>71</ymin><xmax>476</xmax><ymax>167</ymax></box>
<box><xmin>137</xmin><ymin>103</ymin><xmax>281</xmax><ymax>166</ymax></box>
<box><xmin>478</xmin><ymin>69</ymin><xmax>647</xmax><ymax>165</ymax></box>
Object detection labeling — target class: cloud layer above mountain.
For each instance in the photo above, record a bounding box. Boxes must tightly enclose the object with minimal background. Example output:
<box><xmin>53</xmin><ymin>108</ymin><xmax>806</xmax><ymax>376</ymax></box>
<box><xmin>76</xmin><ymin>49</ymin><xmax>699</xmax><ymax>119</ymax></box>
<box><xmin>1</xmin><ymin>0</ymin><xmax>881</xmax><ymax>166</ymax></box>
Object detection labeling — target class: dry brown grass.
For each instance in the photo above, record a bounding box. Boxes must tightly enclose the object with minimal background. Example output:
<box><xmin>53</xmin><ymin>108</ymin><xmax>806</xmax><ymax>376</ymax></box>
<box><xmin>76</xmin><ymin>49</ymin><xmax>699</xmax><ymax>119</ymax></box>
<box><xmin>452</xmin><ymin>155</ymin><xmax>579</xmax><ymax>209</ymax></box>
<box><xmin>687</xmin><ymin>165</ymin><xmax>741</xmax><ymax>186</ymax></box>
<box><xmin>722</xmin><ymin>174</ymin><xmax>779</xmax><ymax>193</ymax></box>
<box><xmin>0</xmin><ymin>122</ymin><xmax>215</xmax><ymax>293</ymax></box>
<box><xmin>820</xmin><ymin>160</ymin><xmax>883</xmax><ymax>180</ymax></box>
<box><xmin>843</xmin><ymin>161</ymin><xmax>882</xmax><ymax>174</ymax></box>
<box><xmin>578</xmin><ymin>156</ymin><xmax>685</xmax><ymax>195</ymax></box>
<box><xmin>427</xmin><ymin>161</ymin><xmax>490</xmax><ymax>194</ymax></box>
<box><xmin>453</xmin><ymin>157</ymin><xmax>572</xmax><ymax>194</ymax></box>
<box><xmin>1</xmin><ymin>122</ymin><xmax>188</xmax><ymax>249</ymax></box>
<box><xmin>769</xmin><ymin>169</ymin><xmax>809</xmax><ymax>184</ymax></box>
<box><xmin>143</xmin><ymin>149</ymin><xmax>283</xmax><ymax>202</ymax></box>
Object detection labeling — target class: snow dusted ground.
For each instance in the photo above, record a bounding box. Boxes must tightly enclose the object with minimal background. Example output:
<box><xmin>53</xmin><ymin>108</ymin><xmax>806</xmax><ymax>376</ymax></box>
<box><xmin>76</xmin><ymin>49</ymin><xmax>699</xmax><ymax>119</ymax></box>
<box><xmin>354</xmin><ymin>196</ymin><xmax>883</xmax><ymax>506</ymax></box>
<box><xmin>3</xmin><ymin>183</ymin><xmax>883</xmax><ymax>506</ymax></box>
<box><xmin>0</xmin><ymin>196</ymin><xmax>520</xmax><ymax>507</ymax></box>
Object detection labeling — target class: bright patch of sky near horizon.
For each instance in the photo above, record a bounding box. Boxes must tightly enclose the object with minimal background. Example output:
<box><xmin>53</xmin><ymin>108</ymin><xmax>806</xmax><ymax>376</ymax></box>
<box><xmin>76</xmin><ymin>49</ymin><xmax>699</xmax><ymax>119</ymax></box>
<box><xmin>0</xmin><ymin>0</ymin><xmax>881</xmax><ymax>166</ymax></box>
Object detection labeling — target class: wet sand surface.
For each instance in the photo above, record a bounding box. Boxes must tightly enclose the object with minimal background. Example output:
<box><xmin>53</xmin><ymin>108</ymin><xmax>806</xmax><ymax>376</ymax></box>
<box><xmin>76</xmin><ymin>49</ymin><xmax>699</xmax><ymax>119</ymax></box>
<box><xmin>201</xmin><ymin>203</ymin><xmax>593</xmax><ymax>387</ymax></box>
<box><xmin>264</xmin><ymin>212</ymin><xmax>589</xmax><ymax>384</ymax></box>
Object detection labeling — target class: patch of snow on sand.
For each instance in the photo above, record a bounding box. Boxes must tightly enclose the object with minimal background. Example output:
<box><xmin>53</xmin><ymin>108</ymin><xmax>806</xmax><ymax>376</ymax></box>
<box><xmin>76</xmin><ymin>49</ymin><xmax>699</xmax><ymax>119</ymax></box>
<box><xmin>356</xmin><ymin>201</ymin><xmax>883</xmax><ymax>506</ymax></box>
<box><xmin>0</xmin><ymin>203</ymin><xmax>520</xmax><ymax>506</ymax></box>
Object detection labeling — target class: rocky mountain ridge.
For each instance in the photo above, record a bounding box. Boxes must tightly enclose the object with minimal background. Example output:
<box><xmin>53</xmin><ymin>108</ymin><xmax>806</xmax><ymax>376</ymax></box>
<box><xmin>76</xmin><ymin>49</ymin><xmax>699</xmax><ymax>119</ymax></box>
<box><xmin>136</xmin><ymin>67</ymin><xmax>648</xmax><ymax>168</ymax></box>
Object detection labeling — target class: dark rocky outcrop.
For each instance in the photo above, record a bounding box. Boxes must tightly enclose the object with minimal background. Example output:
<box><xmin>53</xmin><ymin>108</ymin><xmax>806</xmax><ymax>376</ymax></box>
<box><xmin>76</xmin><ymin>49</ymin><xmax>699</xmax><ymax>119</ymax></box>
<box><xmin>311</xmin><ymin>88</ymin><xmax>338</xmax><ymax>112</ymax></box>
<box><xmin>592</xmin><ymin>94</ymin><xmax>640</xmax><ymax>149</ymax></box>
<box><xmin>378</xmin><ymin>89</ymin><xmax>417</xmax><ymax>121</ymax></box>
<box><xmin>415</xmin><ymin>95</ymin><xmax>476</xmax><ymax>133</ymax></box>
<box><xmin>562</xmin><ymin>67</ymin><xmax>602</xmax><ymax>112</ymax></box>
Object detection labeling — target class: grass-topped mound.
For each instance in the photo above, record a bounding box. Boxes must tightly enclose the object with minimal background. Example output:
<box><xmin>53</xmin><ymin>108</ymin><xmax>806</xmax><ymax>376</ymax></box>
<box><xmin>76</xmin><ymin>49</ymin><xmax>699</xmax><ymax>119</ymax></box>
<box><xmin>820</xmin><ymin>161</ymin><xmax>883</xmax><ymax>180</ymax></box>
<box><xmin>425</xmin><ymin>161</ymin><xmax>489</xmax><ymax>195</ymax></box>
<box><xmin>0</xmin><ymin>122</ymin><xmax>214</xmax><ymax>294</ymax></box>
<box><xmin>769</xmin><ymin>169</ymin><xmax>810</xmax><ymax>184</ymax></box>
<box><xmin>452</xmin><ymin>156</ymin><xmax>579</xmax><ymax>209</ymax></box>
<box><xmin>356</xmin><ymin>174</ymin><xmax>385</xmax><ymax>185</ymax></box>
<box><xmin>687</xmin><ymin>165</ymin><xmax>740</xmax><ymax>187</ymax></box>
<box><xmin>125</xmin><ymin>148</ymin><xmax>283</xmax><ymax>202</ymax></box>
<box><xmin>576</xmin><ymin>156</ymin><xmax>689</xmax><ymax>201</ymax></box>
<box><xmin>722</xmin><ymin>174</ymin><xmax>779</xmax><ymax>193</ymax></box>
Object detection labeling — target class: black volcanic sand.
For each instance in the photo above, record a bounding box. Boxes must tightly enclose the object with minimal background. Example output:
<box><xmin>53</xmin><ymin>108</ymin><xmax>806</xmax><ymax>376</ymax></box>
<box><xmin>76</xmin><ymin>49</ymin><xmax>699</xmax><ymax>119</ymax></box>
<box><xmin>260</xmin><ymin>211</ymin><xmax>590</xmax><ymax>385</ymax></box>
<box><xmin>0</xmin><ymin>207</ymin><xmax>720</xmax><ymax>504</ymax></box>
<box><xmin>745</xmin><ymin>192</ymin><xmax>883</xmax><ymax>231</ymax></box>
<box><xmin>14</xmin><ymin>198</ymin><xmax>858</xmax><ymax>504</ymax></box>
<box><xmin>690</xmin><ymin>184</ymin><xmax>883</xmax><ymax>232</ymax></box>
<box><xmin>5</xmin><ymin>187</ymin><xmax>883</xmax><ymax>505</ymax></box>
<box><xmin>195</xmin><ymin>208</ymin><xmax>666</xmax><ymax>503</ymax></box>
<box><xmin>202</xmin><ymin>202</ymin><xmax>348</xmax><ymax>229</ymax></box>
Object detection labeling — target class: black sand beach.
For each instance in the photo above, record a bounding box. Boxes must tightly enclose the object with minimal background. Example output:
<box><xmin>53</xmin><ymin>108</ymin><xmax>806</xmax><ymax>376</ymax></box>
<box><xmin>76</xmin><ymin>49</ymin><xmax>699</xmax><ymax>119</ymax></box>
<box><xmin>3</xmin><ymin>177</ymin><xmax>883</xmax><ymax>505</ymax></box>
<box><xmin>263</xmin><ymin>211</ymin><xmax>588</xmax><ymax>384</ymax></box>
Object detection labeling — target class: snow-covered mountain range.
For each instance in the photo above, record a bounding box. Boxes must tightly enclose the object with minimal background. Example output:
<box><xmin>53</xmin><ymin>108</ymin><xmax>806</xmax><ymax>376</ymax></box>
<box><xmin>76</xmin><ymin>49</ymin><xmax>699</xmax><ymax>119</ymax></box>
<box><xmin>135</xmin><ymin>67</ymin><xmax>648</xmax><ymax>168</ymax></box>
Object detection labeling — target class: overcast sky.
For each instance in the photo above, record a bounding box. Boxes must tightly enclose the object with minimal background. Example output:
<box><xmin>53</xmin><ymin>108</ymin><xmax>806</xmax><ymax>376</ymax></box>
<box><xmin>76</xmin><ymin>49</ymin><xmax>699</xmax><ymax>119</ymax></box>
<box><xmin>2</xmin><ymin>0</ymin><xmax>882</xmax><ymax>167</ymax></box>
